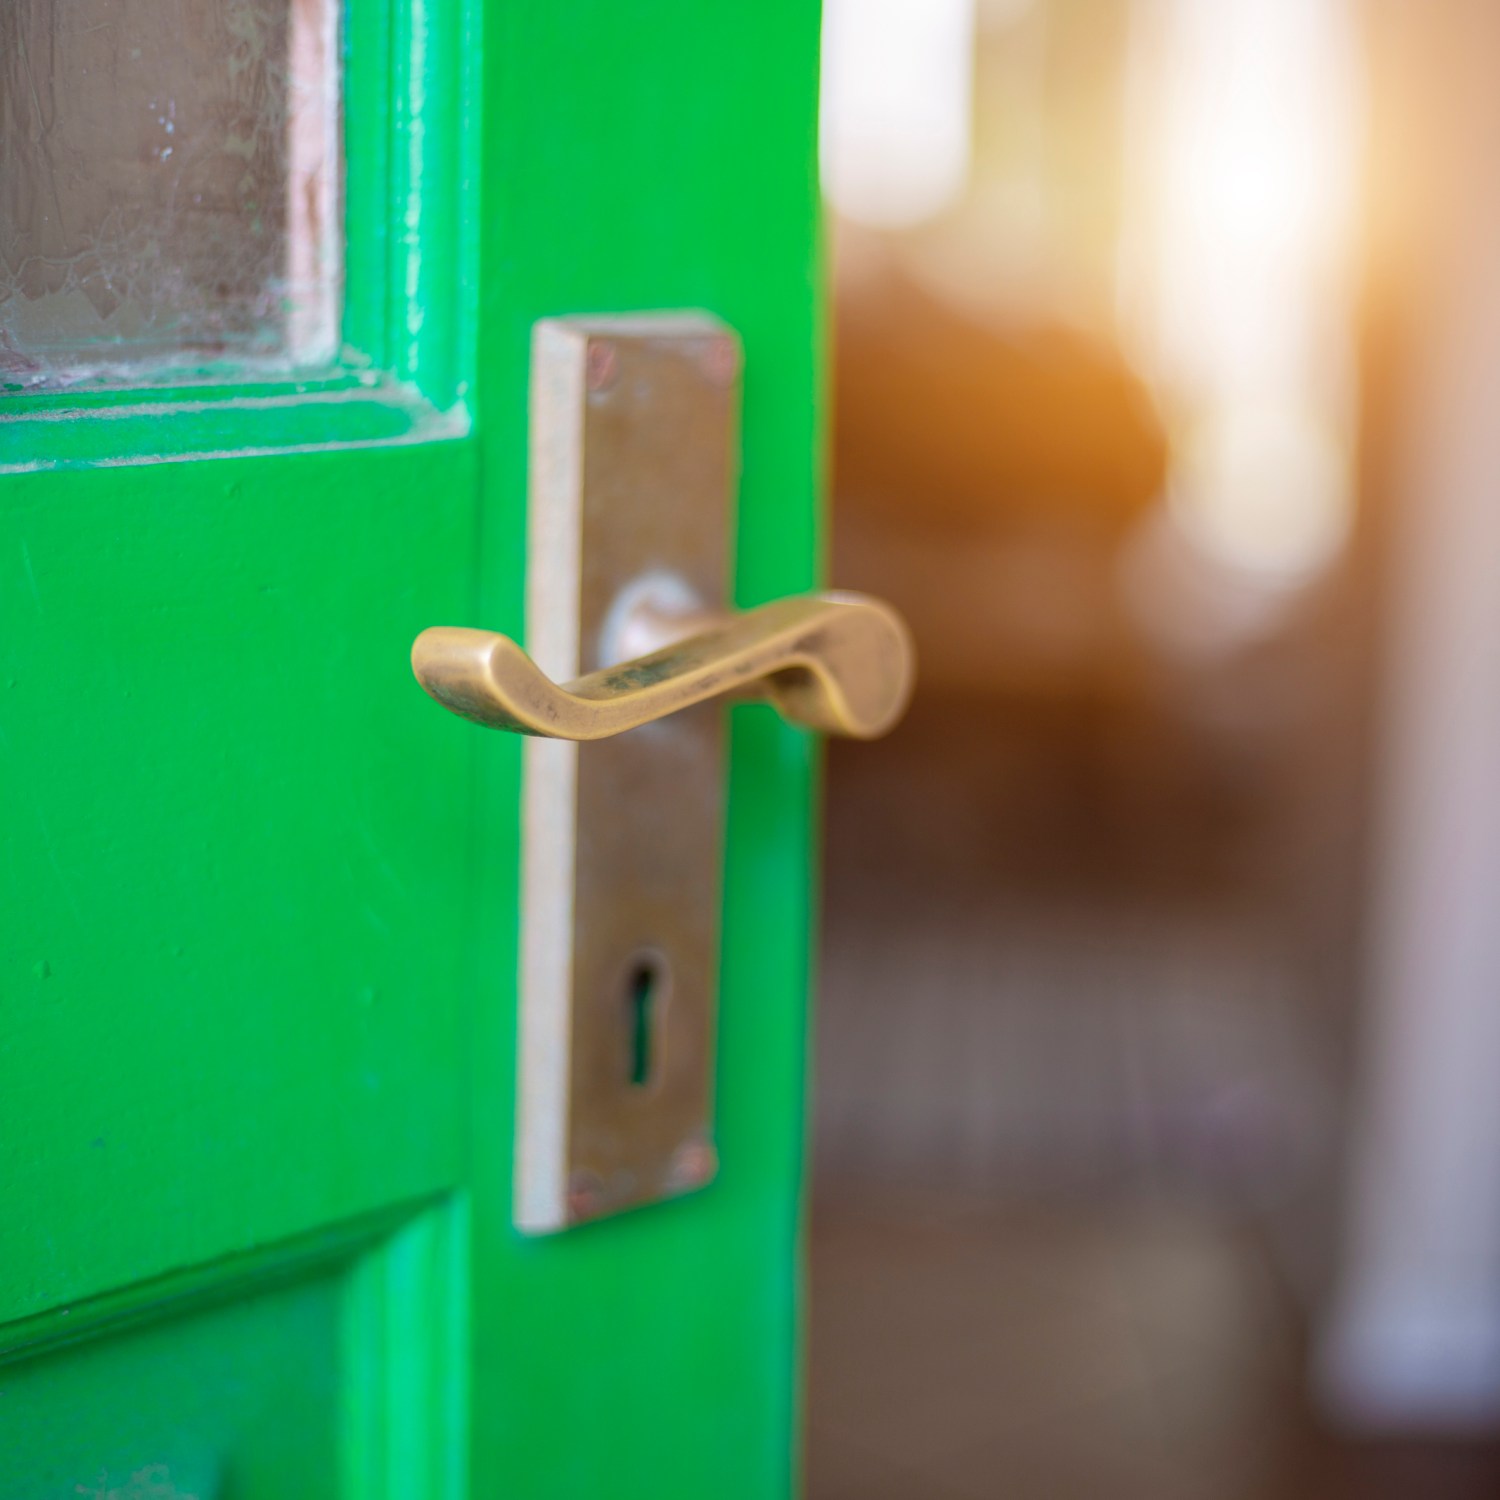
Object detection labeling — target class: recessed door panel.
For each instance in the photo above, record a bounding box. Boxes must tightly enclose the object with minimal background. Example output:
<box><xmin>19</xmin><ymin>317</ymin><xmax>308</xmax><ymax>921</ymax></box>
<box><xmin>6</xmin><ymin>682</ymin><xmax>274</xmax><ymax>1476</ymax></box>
<box><xmin>0</xmin><ymin>1201</ymin><xmax>463</xmax><ymax>1499</ymax></box>
<box><xmin>4</xmin><ymin>1269</ymin><xmax>345</xmax><ymax>1498</ymax></box>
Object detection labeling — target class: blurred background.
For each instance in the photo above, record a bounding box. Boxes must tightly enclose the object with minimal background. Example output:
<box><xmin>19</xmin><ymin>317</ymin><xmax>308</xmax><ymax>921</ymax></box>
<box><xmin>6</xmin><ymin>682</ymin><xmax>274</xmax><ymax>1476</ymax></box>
<box><xmin>807</xmin><ymin>1</ymin><xmax>1500</xmax><ymax>1495</ymax></box>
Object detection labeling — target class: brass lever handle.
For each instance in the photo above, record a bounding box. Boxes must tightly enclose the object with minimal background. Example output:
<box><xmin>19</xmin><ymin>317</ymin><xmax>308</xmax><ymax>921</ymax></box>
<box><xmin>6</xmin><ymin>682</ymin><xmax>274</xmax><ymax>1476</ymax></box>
<box><xmin>411</xmin><ymin>591</ymin><xmax>915</xmax><ymax>741</ymax></box>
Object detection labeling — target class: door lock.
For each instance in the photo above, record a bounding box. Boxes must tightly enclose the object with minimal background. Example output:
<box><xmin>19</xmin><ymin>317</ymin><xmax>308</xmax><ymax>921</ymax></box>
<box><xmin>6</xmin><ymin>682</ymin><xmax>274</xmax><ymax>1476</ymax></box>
<box><xmin>412</xmin><ymin>314</ymin><xmax>914</xmax><ymax>1231</ymax></box>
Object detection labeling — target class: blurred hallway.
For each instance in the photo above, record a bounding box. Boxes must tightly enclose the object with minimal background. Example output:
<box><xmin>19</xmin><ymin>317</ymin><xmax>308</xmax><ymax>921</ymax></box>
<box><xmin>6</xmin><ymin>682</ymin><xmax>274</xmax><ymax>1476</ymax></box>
<box><xmin>814</xmin><ymin>692</ymin><xmax>1337</xmax><ymax>1215</ymax></box>
<box><xmin>808</xmin><ymin>686</ymin><xmax>1350</xmax><ymax>1495</ymax></box>
<box><xmin>810</xmin><ymin>0</ymin><xmax>1500</xmax><ymax>1492</ymax></box>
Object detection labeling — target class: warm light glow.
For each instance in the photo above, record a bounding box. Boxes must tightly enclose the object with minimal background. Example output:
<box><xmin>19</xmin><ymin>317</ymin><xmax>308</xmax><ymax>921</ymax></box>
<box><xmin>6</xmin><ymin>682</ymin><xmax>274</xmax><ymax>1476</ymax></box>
<box><xmin>820</xmin><ymin>0</ymin><xmax>977</xmax><ymax>230</ymax></box>
<box><xmin>1121</xmin><ymin>0</ymin><xmax>1365</xmax><ymax>585</ymax></box>
<box><xmin>1172</xmin><ymin>407</ymin><xmax>1354</xmax><ymax>578</ymax></box>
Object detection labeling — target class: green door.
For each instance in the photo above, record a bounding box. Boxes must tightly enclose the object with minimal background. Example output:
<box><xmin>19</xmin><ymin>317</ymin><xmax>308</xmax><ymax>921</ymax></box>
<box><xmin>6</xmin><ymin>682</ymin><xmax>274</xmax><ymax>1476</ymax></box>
<box><xmin>1</xmin><ymin>4</ymin><xmax>823</xmax><ymax>1493</ymax></box>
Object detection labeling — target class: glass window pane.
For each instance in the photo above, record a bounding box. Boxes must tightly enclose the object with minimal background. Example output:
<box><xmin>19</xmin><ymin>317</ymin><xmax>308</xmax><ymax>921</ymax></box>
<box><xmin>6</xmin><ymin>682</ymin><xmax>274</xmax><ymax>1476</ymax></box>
<box><xmin>0</xmin><ymin>0</ymin><xmax>340</xmax><ymax>390</ymax></box>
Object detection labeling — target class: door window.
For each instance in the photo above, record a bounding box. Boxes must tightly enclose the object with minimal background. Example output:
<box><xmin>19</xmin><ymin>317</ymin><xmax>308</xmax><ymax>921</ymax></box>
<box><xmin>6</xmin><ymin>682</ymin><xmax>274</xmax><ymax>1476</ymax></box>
<box><xmin>0</xmin><ymin>0</ymin><xmax>340</xmax><ymax>388</ymax></box>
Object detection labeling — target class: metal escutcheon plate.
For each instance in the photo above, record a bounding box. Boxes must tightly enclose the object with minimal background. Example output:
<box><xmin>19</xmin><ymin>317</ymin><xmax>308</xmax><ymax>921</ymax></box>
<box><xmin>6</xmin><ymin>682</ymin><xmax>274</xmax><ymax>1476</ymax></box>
<box><xmin>515</xmin><ymin>313</ymin><xmax>739</xmax><ymax>1232</ymax></box>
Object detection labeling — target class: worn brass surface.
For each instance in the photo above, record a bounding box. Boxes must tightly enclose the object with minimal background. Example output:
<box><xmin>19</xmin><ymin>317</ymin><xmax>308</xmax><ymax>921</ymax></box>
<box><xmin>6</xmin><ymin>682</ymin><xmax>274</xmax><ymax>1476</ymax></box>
<box><xmin>517</xmin><ymin>314</ymin><xmax>736</xmax><ymax>1232</ymax></box>
<box><xmin>411</xmin><ymin>313</ymin><xmax>913</xmax><ymax>1233</ymax></box>
<box><xmin>411</xmin><ymin>590</ymin><xmax>915</xmax><ymax>741</ymax></box>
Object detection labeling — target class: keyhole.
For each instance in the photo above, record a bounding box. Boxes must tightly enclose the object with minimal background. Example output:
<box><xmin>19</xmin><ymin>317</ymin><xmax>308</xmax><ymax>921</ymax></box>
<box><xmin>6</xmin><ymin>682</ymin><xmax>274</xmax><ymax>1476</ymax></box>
<box><xmin>625</xmin><ymin>956</ymin><xmax>664</xmax><ymax>1088</ymax></box>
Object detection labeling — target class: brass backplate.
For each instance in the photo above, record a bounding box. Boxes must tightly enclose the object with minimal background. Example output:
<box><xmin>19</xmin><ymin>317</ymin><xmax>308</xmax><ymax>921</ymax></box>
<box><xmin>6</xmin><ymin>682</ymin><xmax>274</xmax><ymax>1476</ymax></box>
<box><xmin>515</xmin><ymin>313</ymin><xmax>739</xmax><ymax>1232</ymax></box>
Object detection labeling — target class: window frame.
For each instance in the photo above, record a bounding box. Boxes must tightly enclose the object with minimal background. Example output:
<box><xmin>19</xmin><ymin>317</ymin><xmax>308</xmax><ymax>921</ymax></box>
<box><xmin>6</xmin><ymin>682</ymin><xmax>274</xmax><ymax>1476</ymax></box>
<box><xmin>0</xmin><ymin>0</ymin><xmax>477</xmax><ymax>472</ymax></box>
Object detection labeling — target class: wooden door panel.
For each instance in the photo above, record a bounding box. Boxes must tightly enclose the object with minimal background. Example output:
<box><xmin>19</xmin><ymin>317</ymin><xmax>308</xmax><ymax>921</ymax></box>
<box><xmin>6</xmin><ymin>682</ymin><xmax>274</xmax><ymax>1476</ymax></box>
<box><xmin>0</xmin><ymin>439</ymin><xmax>476</xmax><ymax>1324</ymax></box>
<box><xmin>2</xmin><ymin>4</ymin><xmax>824</xmax><ymax>1495</ymax></box>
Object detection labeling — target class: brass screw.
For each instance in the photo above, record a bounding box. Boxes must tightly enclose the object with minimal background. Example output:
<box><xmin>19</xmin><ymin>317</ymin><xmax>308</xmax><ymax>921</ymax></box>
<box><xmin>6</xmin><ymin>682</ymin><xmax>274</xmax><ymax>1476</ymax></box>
<box><xmin>567</xmin><ymin>1168</ymin><xmax>605</xmax><ymax>1219</ymax></box>
<box><xmin>667</xmin><ymin>1138</ymin><xmax>718</xmax><ymax>1192</ymax></box>
<box><xmin>702</xmin><ymin>337</ymin><xmax>740</xmax><ymax>388</ymax></box>
<box><xmin>585</xmin><ymin>339</ymin><xmax>619</xmax><ymax>392</ymax></box>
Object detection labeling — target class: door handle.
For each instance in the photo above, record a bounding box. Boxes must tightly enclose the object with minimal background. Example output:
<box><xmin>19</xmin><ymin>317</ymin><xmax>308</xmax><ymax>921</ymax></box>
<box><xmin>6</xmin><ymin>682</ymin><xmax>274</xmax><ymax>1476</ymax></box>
<box><xmin>421</xmin><ymin>313</ymin><xmax>917</xmax><ymax>1234</ymax></box>
<box><xmin>411</xmin><ymin>590</ymin><xmax>915</xmax><ymax>741</ymax></box>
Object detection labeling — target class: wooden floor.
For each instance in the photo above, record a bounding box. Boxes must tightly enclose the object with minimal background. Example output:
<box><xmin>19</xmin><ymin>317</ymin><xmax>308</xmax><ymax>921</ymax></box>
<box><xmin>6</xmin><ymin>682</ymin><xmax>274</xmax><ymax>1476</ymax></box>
<box><xmin>806</xmin><ymin>1184</ymin><xmax>1500</xmax><ymax>1500</ymax></box>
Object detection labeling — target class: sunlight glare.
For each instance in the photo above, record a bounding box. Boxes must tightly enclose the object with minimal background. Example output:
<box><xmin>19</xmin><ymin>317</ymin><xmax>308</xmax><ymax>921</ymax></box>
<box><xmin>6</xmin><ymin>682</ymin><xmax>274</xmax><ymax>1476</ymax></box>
<box><xmin>820</xmin><ymin>0</ymin><xmax>977</xmax><ymax>230</ymax></box>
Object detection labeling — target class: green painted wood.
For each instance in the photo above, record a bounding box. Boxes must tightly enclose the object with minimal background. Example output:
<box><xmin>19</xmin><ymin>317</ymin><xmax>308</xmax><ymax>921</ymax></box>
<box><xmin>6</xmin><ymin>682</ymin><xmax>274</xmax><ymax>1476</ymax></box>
<box><xmin>5</xmin><ymin>1269</ymin><xmax>348</xmax><ymax>1497</ymax></box>
<box><xmin>0</xmin><ymin>2</ymin><xmax>822</xmax><ymax>1494</ymax></box>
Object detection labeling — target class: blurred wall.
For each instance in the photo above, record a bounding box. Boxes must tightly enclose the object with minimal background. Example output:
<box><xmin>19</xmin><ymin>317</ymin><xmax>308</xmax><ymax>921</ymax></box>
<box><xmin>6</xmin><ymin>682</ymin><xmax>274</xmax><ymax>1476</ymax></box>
<box><xmin>1319</xmin><ymin>0</ymin><xmax>1500</xmax><ymax>1430</ymax></box>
